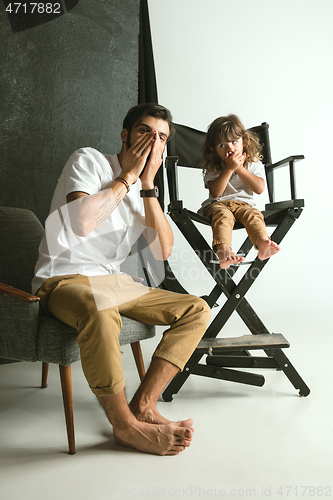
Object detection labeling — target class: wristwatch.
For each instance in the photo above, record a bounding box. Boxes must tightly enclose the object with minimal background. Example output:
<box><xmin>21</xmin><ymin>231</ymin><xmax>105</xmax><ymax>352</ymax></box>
<box><xmin>140</xmin><ymin>186</ymin><xmax>159</xmax><ymax>198</ymax></box>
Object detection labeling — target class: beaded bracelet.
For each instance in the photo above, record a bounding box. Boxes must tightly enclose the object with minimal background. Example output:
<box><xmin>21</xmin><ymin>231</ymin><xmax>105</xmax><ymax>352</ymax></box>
<box><xmin>115</xmin><ymin>176</ymin><xmax>130</xmax><ymax>193</ymax></box>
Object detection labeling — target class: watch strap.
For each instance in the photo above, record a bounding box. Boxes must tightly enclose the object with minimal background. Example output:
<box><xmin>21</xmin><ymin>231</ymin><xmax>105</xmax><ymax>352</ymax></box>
<box><xmin>140</xmin><ymin>186</ymin><xmax>159</xmax><ymax>198</ymax></box>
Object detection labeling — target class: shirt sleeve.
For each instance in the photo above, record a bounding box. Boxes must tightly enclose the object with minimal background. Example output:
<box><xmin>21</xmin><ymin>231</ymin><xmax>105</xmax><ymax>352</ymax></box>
<box><xmin>248</xmin><ymin>160</ymin><xmax>265</xmax><ymax>179</ymax></box>
<box><xmin>203</xmin><ymin>170</ymin><xmax>220</xmax><ymax>189</ymax></box>
<box><xmin>62</xmin><ymin>148</ymin><xmax>106</xmax><ymax>196</ymax></box>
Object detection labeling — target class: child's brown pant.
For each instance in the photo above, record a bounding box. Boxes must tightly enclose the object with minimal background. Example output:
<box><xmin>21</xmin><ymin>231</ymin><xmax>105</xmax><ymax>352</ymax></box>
<box><xmin>204</xmin><ymin>200</ymin><xmax>268</xmax><ymax>250</ymax></box>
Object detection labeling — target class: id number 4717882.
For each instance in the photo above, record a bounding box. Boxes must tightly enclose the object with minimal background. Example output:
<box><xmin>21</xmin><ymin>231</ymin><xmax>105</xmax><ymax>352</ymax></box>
<box><xmin>5</xmin><ymin>3</ymin><xmax>62</xmax><ymax>14</ymax></box>
<box><xmin>276</xmin><ymin>486</ymin><xmax>331</xmax><ymax>496</ymax></box>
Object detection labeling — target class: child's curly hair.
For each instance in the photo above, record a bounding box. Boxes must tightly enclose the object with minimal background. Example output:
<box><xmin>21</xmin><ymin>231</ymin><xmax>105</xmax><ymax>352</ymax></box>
<box><xmin>202</xmin><ymin>114</ymin><xmax>263</xmax><ymax>174</ymax></box>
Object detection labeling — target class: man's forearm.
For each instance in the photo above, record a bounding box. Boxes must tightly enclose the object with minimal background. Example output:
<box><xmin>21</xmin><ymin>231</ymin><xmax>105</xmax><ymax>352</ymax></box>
<box><xmin>67</xmin><ymin>178</ymin><xmax>128</xmax><ymax>237</ymax></box>
<box><xmin>143</xmin><ymin>197</ymin><xmax>174</xmax><ymax>260</ymax></box>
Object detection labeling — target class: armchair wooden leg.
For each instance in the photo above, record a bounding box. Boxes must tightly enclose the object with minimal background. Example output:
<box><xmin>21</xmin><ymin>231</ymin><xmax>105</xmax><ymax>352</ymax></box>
<box><xmin>130</xmin><ymin>341</ymin><xmax>146</xmax><ymax>381</ymax></box>
<box><xmin>41</xmin><ymin>362</ymin><xmax>49</xmax><ymax>388</ymax></box>
<box><xmin>59</xmin><ymin>364</ymin><xmax>76</xmax><ymax>455</ymax></box>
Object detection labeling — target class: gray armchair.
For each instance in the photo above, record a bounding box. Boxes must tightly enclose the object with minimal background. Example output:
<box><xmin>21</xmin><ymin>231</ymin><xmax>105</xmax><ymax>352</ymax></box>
<box><xmin>0</xmin><ymin>206</ymin><xmax>156</xmax><ymax>454</ymax></box>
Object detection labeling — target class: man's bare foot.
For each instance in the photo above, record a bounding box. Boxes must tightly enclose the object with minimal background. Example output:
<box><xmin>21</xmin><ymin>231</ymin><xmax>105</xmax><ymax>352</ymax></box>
<box><xmin>97</xmin><ymin>390</ymin><xmax>194</xmax><ymax>456</ymax></box>
<box><xmin>129</xmin><ymin>399</ymin><xmax>194</xmax><ymax>430</ymax></box>
<box><xmin>113</xmin><ymin>420</ymin><xmax>193</xmax><ymax>456</ymax></box>
<box><xmin>216</xmin><ymin>243</ymin><xmax>245</xmax><ymax>269</ymax></box>
<box><xmin>257</xmin><ymin>238</ymin><xmax>280</xmax><ymax>260</ymax></box>
<box><xmin>129</xmin><ymin>357</ymin><xmax>194</xmax><ymax>429</ymax></box>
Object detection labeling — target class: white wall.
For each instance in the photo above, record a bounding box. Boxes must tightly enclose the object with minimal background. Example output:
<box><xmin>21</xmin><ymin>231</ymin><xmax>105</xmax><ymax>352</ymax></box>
<box><xmin>149</xmin><ymin>0</ymin><xmax>333</xmax><ymax>315</ymax></box>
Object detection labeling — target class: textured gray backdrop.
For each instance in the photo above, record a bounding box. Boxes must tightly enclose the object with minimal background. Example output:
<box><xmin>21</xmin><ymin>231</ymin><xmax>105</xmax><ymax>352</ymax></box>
<box><xmin>0</xmin><ymin>0</ymin><xmax>139</xmax><ymax>223</ymax></box>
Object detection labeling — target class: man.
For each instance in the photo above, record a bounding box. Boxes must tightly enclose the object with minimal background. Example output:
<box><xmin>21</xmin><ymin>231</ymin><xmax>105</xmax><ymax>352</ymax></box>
<box><xmin>32</xmin><ymin>103</ymin><xmax>211</xmax><ymax>456</ymax></box>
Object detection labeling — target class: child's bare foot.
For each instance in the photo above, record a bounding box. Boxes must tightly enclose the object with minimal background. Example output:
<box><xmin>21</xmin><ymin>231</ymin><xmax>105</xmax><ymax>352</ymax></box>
<box><xmin>216</xmin><ymin>244</ymin><xmax>245</xmax><ymax>269</ymax></box>
<box><xmin>114</xmin><ymin>420</ymin><xmax>193</xmax><ymax>456</ymax></box>
<box><xmin>257</xmin><ymin>238</ymin><xmax>280</xmax><ymax>260</ymax></box>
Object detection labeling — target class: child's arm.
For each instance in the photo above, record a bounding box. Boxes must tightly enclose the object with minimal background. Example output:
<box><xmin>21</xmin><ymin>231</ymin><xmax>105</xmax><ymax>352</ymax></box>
<box><xmin>236</xmin><ymin>166</ymin><xmax>265</xmax><ymax>194</ymax></box>
<box><xmin>207</xmin><ymin>168</ymin><xmax>234</xmax><ymax>198</ymax></box>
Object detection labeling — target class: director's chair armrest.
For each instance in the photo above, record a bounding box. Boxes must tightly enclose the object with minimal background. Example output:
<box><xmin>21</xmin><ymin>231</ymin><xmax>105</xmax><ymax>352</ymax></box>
<box><xmin>165</xmin><ymin>156</ymin><xmax>181</xmax><ymax>205</ymax></box>
<box><xmin>165</xmin><ymin>157</ymin><xmax>212</xmax><ymax>219</ymax></box>
<box><xmin>0</xmin><ymin>282</ymin><xmax>40</xmax><ymax>302</ymax></box>
<box><xmin>264</xmin><ymin>199</ymin><xmax>304</xmax><ymax>211</ymax></box>
<box><xmin>267</xmin><ymin>155</ymin><xmax>304</xmax><ymax>171</ymax></box>
<box><xmin>265</xmin><ymin>155</ymin><xmax>304</xmax><ymax>203</ymax></box>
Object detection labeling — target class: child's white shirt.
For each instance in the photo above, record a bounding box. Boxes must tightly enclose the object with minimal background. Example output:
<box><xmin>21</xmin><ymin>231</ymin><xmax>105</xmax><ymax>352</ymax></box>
<box><xmin>198</xmin><ymin>161</ymin><xmax>265</xmax><ymax>215</ymax></box>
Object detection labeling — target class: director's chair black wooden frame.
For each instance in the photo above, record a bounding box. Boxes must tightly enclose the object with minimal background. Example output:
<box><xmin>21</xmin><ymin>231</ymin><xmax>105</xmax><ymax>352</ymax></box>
<box><xmin>161</xmin><ymin>122</ymin><xmax>310</xmax><ymax>401</ymax></box>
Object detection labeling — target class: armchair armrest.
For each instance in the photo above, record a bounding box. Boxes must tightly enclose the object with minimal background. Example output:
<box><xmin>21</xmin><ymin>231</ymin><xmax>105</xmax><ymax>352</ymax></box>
<box><xmin>265</xmin><ymin>155</ymin><xmax>304</xmax><ymax>203</ymax></box>
<box><xmin>0</xmin><ymin>282</ymin><xmax>40</xmax><ymax>362</ymax></box>
<box><xmin>0</xmin><ymin>282</ymin><xmax>40</xmax><ymax>302</ymax></box>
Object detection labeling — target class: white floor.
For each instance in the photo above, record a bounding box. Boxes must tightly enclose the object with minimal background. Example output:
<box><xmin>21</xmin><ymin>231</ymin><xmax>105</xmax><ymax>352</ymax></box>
<box><xmin>1</xmin><ymin>311</ymin><xmax>332</xmax><ymax>500</ymax></box>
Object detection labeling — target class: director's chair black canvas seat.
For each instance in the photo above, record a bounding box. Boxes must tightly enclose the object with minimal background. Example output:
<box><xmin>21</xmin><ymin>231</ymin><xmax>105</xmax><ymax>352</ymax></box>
<box><xmin>161</xmin><ymin>122</ymin><xmax>310</xmax><ymax>401</ymax></box>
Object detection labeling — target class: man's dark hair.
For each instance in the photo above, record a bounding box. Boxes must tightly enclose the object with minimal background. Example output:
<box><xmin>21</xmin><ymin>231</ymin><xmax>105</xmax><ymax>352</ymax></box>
<box><xmin>122</xmin><ymin>103</ymin><xmax>175</xmax><ymax>141</ymax></box>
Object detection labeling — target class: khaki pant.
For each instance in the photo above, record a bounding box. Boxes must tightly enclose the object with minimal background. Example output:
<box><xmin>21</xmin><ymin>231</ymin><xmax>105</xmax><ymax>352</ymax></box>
<box><xmin>37</xmin><ymin>274</ymin><xmax>211</xmax><ymax>396</ymax></box>
<box><xmin>204</xmin><ymin>200</ymin><xmax>268</xmax><ymax>250</ymax></box>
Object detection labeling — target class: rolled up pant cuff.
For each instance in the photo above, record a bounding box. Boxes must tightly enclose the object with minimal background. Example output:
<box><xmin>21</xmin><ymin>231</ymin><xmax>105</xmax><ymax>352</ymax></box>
<box><xmin>90</xmin><ymin>377</ymin><xmax>126</xmax><ymax>396</ymax></box>
<box><xmin>152</xmin><ymin>350</ymin><xmax>188</xmax><ymax>372</ymax></box>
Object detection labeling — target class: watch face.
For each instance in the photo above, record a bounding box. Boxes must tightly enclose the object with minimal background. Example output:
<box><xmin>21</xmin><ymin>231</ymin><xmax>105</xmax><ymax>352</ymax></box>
<box><xmin>154</xmin><ymin>186</ymin><xmax>159</xmax><ymax>197</ymax></box>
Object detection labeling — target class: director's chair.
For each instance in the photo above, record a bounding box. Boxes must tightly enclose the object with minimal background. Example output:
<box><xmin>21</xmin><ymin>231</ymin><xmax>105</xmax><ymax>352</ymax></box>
<box><xmin>161</xmin><ymin>122</ymin><xmax>310</xmax><ymax>401</ymax></box>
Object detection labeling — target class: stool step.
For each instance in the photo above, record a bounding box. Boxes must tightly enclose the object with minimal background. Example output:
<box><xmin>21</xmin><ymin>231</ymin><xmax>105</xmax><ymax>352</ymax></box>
<box><xmin>197</xmin><ymin>333</ymin><xmax>289</xmax><ymax>353</ymax></box>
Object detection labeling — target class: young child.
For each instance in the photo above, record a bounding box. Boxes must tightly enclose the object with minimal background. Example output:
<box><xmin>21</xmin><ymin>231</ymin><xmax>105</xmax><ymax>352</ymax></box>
<box><xmin>198</xmin><ymin>114</ymin><xmax>280</xmax><ymax>269</ymax></box>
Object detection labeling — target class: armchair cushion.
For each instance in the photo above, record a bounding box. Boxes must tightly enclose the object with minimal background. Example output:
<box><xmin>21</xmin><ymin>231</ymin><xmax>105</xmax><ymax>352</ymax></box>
<box><xmin>37</xmin><ymin>313</ymin><xmax>155</xmax><ymax>366</ymax></box>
